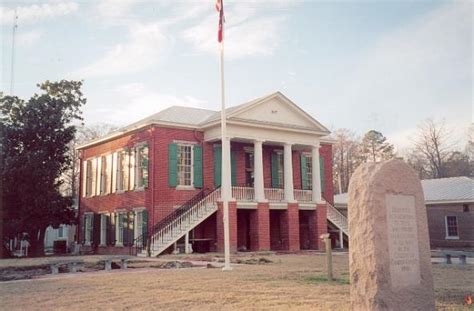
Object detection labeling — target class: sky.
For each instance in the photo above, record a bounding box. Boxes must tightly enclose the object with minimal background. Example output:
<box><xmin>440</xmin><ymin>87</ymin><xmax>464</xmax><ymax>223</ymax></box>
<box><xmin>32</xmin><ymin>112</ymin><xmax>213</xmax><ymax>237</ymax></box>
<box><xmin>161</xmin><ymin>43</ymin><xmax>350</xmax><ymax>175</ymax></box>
<box><xmin>1</xmin><ymin>0</ymin><xmax>472</xmax><ymax>153</ymax></box>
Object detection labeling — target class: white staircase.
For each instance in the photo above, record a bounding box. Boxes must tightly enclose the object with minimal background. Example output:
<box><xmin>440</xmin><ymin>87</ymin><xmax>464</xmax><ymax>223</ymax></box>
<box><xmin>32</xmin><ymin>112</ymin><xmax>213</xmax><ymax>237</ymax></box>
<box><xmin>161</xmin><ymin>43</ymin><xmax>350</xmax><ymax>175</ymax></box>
<box><xmin>138</xmin><ymin>188</ymin><xmax>221</xmax><ymax>257</ymax></box>
<box><xmin>326</xmin><ymin>202</ymin><xmax>349</xmax><ymax>236</ymax></box>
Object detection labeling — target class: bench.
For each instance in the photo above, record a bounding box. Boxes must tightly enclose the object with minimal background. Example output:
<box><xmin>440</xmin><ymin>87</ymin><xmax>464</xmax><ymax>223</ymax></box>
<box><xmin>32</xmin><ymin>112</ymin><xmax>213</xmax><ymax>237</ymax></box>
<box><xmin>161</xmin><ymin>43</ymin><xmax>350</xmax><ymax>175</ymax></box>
<box><xmin>443</xmin><ymin>251</ymin><xmax>468</xmax><ymax>265</ymax></box>
<box><xmin>100</xmin><ymin>256</ymin><xmax>132</xmax><ymax>271</ymax></box>
<box><xmin>49</xmin><ymin>259</ymin><xmax>85</xmax><ymax>275</ymax></box>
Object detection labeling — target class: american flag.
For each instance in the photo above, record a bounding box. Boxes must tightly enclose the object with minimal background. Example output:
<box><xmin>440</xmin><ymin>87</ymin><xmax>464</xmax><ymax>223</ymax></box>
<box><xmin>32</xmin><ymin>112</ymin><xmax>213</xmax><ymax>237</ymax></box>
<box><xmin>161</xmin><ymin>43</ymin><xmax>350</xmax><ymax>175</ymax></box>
<box><xmin>216</xmin><ymin>0</ymin><xmax>224</xmax><ymax>43</ymax></box>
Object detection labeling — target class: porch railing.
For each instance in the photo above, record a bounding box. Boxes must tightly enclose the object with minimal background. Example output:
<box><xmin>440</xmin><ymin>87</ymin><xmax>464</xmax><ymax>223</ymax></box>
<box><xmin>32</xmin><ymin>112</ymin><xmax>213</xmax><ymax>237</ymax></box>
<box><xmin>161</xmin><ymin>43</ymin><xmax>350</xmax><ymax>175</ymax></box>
<box><xmin>264</xmin><ymin>188</ymin><xmax>285</xmax><ymax>202</ymax></box>
<box><xmin>293</xmin><ymin>189</ymin><xmax>312</xmax><ymax>202</ymax></box>
<box><xmin>232</xmin><ymin>186</ymin><xmax>254</xmax><ymax>201</ymax></box>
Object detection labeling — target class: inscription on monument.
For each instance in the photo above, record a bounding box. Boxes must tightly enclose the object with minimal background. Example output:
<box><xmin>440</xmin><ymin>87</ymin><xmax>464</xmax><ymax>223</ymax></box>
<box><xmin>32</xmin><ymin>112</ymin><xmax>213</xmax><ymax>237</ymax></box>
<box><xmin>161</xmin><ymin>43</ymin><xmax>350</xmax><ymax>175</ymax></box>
<box><xmin>385</xmin><ymin>194</ymin><xmax>421</xmax><ymax>288</ymax></box>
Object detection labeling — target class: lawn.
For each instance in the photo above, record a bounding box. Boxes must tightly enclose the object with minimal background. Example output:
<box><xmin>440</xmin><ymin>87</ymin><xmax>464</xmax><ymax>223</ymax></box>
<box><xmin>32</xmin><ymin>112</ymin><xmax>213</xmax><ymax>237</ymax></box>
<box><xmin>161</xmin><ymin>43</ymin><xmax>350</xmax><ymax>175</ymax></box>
<box><xmin>0</xmin><ymin>252</ymin><xmax>472</xmax><ymax>310</ymax></box>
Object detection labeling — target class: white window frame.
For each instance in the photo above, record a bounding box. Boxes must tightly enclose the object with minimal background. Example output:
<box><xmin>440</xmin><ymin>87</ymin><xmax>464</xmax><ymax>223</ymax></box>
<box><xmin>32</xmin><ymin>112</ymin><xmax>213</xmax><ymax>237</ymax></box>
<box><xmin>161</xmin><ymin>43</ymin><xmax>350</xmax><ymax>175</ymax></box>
<box><xmin>115</xmin><ymin>211</ymin><xmax>126</xmax><ymax>247</ymax></box>
<box><xmin>445</xmin><ymin>215</ymin><xmax>459</xmax><ymax>239</ymax></box>
<box><xmin>133</xmin><ymin>208</ymin><xmax>146</xmax><ymax>247</ymax></box>
<box><xmin>84</xmin><ymin>213</ymin><xmax>93</xmax><ymax>246</ymax></box>
<box><xmin>134</xmin><ymin>144</ymin><xmax>148</xmax><ymax>190</ymax></box>
<box><xmin>177</xmin><ymin>144</ymin><xmax>194</xmax><ymax>189</ymax></box>
<box><xmin>116</xmin><ymin>149</ymin><xmax>129</xmax><ymax>192</ymax></box>
<box><xmin>100</xmin><ymin>214</ymin><xmax>107</xmax><ymax>246</ymax></box>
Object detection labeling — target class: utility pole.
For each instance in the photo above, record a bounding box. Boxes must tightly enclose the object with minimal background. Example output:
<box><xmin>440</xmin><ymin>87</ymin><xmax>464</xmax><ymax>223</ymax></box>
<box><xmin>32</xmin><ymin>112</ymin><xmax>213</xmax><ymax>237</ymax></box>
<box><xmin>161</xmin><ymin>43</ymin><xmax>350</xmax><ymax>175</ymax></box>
<box><xmin>10</xmin><ymin>8</ymin><xmax>18</xmax><ymax>95</ymax></box>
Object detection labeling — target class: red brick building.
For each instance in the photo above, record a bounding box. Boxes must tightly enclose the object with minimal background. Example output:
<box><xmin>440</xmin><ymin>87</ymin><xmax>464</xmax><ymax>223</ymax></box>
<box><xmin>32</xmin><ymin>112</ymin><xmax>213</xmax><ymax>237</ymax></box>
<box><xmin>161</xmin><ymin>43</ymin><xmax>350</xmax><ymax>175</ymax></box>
<box><xmin>77</xmin><ymin>92</ymin><xmax>336</xmax><ymax>256</ymax></box>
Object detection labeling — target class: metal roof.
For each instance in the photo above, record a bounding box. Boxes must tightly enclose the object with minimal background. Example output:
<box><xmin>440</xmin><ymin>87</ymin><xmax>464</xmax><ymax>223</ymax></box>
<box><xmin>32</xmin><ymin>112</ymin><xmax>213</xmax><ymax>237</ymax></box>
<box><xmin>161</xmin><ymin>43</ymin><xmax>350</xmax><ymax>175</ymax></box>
<box><xmin>334</xmin><ymin>176</ymin><xmax>474</xmax><ymax>206</ymax></box>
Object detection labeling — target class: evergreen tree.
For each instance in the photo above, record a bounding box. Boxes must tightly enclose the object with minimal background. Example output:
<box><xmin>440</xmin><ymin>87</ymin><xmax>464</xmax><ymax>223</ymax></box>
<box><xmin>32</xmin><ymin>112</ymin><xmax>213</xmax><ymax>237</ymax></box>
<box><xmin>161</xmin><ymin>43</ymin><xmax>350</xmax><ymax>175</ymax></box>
<box><xmin>360</xmin><ymin>130</ymin><xmax>394</xmax><ymax>162</ymax></box>
<box><xmin>1</xmin><ymin>80</ymin><xmax>86</xmax><ymax>257</ymax></box>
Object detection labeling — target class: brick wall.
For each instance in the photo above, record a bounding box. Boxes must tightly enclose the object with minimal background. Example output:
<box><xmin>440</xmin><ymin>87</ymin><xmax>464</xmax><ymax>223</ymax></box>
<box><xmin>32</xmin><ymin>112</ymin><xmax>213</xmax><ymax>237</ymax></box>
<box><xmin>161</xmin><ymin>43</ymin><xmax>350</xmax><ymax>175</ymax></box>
<box><xmin>426</xmin><ymin>203</ymin><xmax>473</xmax><ymax>249</ymax></box>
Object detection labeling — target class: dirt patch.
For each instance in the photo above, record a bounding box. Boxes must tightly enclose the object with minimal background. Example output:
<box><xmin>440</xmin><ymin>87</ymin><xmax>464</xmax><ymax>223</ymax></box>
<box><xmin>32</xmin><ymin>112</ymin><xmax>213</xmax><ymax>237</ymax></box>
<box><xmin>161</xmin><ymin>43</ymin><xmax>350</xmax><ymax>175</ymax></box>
<box><xmin>0</xmin><ymin>265</ymin><xmax>50</xmax><ymax>281</ymax></box>
<box><xmin>235</xmin><ymin>257</ymin><xmax>273</xmax><ymax>265</ymax></box>
<box><xmin>150</xmin><ymin>261</ymin><xmax>195</xmax><ymax>269</ymax></box>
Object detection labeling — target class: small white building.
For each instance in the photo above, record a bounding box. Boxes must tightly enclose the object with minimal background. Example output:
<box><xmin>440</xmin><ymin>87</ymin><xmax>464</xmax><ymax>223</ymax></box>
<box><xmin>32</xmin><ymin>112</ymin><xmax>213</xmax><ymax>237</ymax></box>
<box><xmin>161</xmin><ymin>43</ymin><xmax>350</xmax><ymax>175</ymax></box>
<box><xmin>44</xmin><ymin>224</ymin><xmax>76</xmax><ymax>254</ymax></box>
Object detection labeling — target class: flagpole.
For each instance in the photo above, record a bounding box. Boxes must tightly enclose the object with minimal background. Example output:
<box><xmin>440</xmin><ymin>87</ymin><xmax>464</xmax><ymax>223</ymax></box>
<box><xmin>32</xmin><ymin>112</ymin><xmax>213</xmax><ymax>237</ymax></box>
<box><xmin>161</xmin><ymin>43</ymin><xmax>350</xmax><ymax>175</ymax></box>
<box><xmin>219</xmin><ymin>28</ymin><xmax>232</xmax><ymax>272</ymax></box>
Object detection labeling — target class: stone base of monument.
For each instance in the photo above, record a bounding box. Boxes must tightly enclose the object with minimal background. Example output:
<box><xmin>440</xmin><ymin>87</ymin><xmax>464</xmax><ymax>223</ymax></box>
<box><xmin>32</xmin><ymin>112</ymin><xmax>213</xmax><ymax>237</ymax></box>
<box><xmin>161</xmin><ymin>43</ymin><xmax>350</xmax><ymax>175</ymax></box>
<box><xmin>348</xmin><ymin>159</ymin><xmax>435</xmax><ymax>310</ymax></box>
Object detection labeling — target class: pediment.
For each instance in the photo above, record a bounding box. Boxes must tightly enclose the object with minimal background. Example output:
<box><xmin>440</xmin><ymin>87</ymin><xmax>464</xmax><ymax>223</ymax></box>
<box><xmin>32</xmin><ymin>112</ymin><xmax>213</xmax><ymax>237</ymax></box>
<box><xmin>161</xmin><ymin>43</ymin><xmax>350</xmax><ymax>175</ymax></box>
<box><xmin>228</xmin><ymin>92</ymin><xmax>329</xmax><ymax>134</ymax></box>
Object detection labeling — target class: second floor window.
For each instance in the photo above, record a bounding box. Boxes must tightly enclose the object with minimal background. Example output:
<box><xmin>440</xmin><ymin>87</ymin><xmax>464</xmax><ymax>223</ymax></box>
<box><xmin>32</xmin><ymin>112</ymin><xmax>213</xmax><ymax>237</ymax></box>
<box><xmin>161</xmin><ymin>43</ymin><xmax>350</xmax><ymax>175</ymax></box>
<box><xmin>305</xmin><ymin>156</ymin><xmax>313</xmax><ymax>189</ymax></box>
<box><xmin>177</xmin><ymin>145</ymin><xmax>192</xmax><ymax>186</ymax></box>
<box><xmin>271</xmin><ymin>152</ymin><xmax>284</xmax><ymax>188</ymax></box>
<box><xmin>100</xmin><ymin>156</ymin><xmax>108</xmax><ymax>194</ymax></box>
<box><xmin>135</xmin><ymin>145</ymin><xmax>149</xmax><ymax>188</ymax></box>
<box><xmin>116</xmin><ymin>150</ymin><xmax>129</xmax><ymax>191</ymax></box>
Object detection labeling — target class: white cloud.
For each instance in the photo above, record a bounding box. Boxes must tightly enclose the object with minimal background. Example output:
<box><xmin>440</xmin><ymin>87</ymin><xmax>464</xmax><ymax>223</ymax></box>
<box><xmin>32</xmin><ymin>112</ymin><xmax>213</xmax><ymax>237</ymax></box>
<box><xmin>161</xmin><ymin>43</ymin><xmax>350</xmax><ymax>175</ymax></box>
<box><xmin>71</xmin><ymin>22</ymin><xmax>174</xmax><ymax>78</ymax></box>
<box><xmin>181</xmin><ymin>2</ymin><xmax>291</xmax><ymax>59</ymax></box>
<box><xmin>85</xmin><ymin>83</ymin><xmax>207</xmax><ymax>124</ymax></box>
<box><xmin>0</xmin><ymin>1</ymin><xmax>78</xmax><ymax>25</ymax></box>
<box><xmin>315</xmin><ymin>2</ymin><xmax>472</xmax><ymax>145</ymax></box>
<box><xmin>17</xmin><ymin>29</ymin><xmax>43</xmax><ymax>47</ymax></box>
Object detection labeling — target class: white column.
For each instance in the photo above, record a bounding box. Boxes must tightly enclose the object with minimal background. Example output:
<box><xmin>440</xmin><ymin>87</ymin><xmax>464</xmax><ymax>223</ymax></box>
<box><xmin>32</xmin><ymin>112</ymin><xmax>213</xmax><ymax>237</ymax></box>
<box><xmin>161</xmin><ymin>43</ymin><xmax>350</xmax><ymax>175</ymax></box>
<box><xmin>254</xmin><ymin>140</ymin><xmax>266</xmax><ymax>202</ymax></box>
<box><xmin>185</xmin><ymin>232</ymin><xmax>190</xmax><ymax>254</ymax></box>
<box><xmin>312</xmin><ymin>143</ymin><xmax>322</xmax><ymax>203</ymax></box>
<box><xmin>283</xmin><ymin>143</ymin><xmax>295</xmax><ymax>202</ymax></box>
<box><xmin>339</xmin><ymin>230</ymin><xmax>344</xmax><ymax>249</ymax></box>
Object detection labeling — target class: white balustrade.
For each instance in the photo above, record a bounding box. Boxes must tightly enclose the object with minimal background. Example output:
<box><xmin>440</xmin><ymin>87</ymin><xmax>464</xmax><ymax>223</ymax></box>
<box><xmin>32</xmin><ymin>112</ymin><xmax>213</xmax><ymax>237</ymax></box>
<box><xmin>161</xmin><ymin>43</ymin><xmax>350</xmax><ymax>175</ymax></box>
<box><xmin>264</xmin><ymin>188</ymin><xmax>285</xmax><ymax>202</ymax></box>
<box><xmin>232</xmin><ymin>186</ymin><xmax>254</xmax><ymax>201</ymax></box>
<box><xmin>326</xmin><ymin>202</ymin><xmax>348</xmax><ymax>234</ymax></box>
<box><xmin>293</xmin><ymin>189</ymin><xmax>313</xmax><ymax>202</ymax></box>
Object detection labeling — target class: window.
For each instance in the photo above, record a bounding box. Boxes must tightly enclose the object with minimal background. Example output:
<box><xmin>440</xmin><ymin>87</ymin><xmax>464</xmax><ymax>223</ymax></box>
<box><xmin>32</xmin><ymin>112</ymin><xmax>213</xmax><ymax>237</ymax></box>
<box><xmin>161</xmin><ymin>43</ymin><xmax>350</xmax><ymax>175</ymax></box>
<box><xmin>84</xmin><ymin>214</ymin><xmax>93</xmax><ymax>245</ymax></box>
<box><xmin>116</xmin><ymin>150</ymin><xmax>129</xmax><ymax>191</ymax></box>
<box><xmin>135</xmin><ymin>145</ymin><xmax>149</xmax><ymax>188</ymax></box>
<box><xmin>115</xmin><ymin>212</ymin><xmax>126</xmax><ymax>246</ymax></box>
<box><xmin>100</xmin><ymin>214</ymin><xmax>107</xmax><ymax>246</ymax></box>
<box><xmin>134</xmin><ymin>210</ymin><xmax>144</xmax><ymax>247</ymax></box>
<box><xmin>271</xmin><ymin>152</ymin><xmax>284</xmax><ymax>188</ymax></box>
<box><xmin>100</xmin><ymin>156</ymin><xmax>108</xmax><ymax>194</ymax></box>
<box><xmin>245</xmin><ymin>151</ymin><xmax>254</xmax><ymax>186</ymax></box>
<box><xmin>445</xmin><ymin>216</ymin><xmax>459</xmax><ymax>238</ymax></box>
<box><xmin>177</xmin><ymin>145</ymin><xmax>193</xmax><ymax>186</ymax></box>
<box><xmin>57</xmin><ymin>226</ymin><xmax>64</xmax><ymax>238</ymax></box>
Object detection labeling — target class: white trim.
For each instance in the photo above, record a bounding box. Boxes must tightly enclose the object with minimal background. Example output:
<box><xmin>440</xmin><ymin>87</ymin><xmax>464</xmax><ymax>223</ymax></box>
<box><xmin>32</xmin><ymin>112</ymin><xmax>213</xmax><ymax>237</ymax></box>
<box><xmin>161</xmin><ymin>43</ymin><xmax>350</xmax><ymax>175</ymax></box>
<box><xmin>133</xmin><ymin>207</ymin><xmax>146</xmax><ymax>211</ymax></box>
<box><xmin>176</xmin><ymin>185</ymin><xmax>196</xmax><ymax>191</ymax></box>
<box><xmin>444</xmin><ymin>215</ymin><xmax>459</xmax><ymax>239</ymax></box>
<box><xmin>173</xmin><ymin>140</ymin><xmax>198</xmax><ymax>145</ymax></box>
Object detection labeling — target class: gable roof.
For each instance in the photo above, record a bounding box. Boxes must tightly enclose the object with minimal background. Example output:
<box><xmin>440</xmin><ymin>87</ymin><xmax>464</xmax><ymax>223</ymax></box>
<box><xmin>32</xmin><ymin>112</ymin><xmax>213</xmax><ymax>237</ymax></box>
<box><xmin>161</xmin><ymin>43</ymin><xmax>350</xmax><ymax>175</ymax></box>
<box><xmin>334</xmin><ymin>176</ymin><xmax>474</xmax><ymax>206</ymax></box>
<box><xmin>77</xmin><ymin>91</ymin><xmax>331</xmax><ymax>149</ymax></box>
<box><xmin>201</xmin><ymin>91</ymin><xmax>331</xmax><ymax>134</ymax></box>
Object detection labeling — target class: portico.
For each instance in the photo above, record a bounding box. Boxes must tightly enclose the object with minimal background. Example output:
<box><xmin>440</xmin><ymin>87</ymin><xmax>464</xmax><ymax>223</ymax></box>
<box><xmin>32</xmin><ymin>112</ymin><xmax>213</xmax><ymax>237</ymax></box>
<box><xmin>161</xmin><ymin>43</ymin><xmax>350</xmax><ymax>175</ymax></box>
<box><xmin>202</xmin><ymin>92</ymin><xmax>331</xmax><ymax>252</ymax></box>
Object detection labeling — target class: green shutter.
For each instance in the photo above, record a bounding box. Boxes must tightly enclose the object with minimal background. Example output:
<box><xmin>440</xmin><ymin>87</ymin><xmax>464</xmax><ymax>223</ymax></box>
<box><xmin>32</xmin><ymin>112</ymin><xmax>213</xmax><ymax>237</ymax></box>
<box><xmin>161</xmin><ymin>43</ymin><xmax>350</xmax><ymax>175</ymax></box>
<box><xmin>301</xmin><ymin>154</ymin><xmax>308</xmax><ymax>190</ymax></box>
<box><xmin>193</xmin><ymin>145</ymin><xmax>203</xmax><ymax>188</ymax></box>
<box><xmin>271</xmin><ymin>153</ymin><xmax>279</xmax><ymax>188</ymax></box>
<box><xmin>142</xmin><ymin>144</ymin><xmax>149</xmax><ymax>188</ymax></box>
<box><xmin>214</xmin><ymin>145</ymin><xmax>222</xmax><ymax>187</ymax></box>
<box><xmin>320</xmin><ymin>155</ymin><xmax>325</xmax><ymax>192</ymax></box>
<box><xmin>168</xmin><ymin>144</ymin><xmax>178</xmax><ymax>187</ymax></box>
<box><xmin>231</xmin><ymin>150</ymin><xmax>237</xmax><ymax>186</ymax></box>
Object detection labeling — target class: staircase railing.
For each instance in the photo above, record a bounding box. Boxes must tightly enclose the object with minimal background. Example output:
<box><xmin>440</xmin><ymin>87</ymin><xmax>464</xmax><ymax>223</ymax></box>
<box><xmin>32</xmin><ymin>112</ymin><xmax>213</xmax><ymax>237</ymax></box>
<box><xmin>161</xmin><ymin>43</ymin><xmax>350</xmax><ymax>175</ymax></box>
<box><xmin>326</xmin><ymin>201</ymin><xmax>348</xmax><ymax>234</ymax></box>
<box><xmin>129</xmin><ymin>187</ymin><xmax>217</xmax><ymax>256</ymax></box>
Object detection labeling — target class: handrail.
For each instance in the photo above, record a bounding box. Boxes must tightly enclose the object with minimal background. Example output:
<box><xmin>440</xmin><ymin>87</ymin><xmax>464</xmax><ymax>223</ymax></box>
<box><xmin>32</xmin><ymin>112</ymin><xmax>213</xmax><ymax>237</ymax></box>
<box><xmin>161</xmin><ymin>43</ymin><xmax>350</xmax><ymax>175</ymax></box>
<box><xmin>130</xmin><ymin>187</ymin><xmax>219</xmax><ymax>256</ymax></box>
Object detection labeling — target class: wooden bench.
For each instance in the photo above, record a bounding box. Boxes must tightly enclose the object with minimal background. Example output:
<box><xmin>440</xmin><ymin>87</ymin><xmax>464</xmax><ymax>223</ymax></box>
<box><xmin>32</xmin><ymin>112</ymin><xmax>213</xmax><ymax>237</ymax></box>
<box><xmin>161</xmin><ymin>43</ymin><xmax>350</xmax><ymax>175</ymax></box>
<box><xmin>100</xmin><ymin>256</ymin><xmax>132</xmax><ymax>271</ymax></box>
<box><xmin>443</xmin><ymin>251</ymin><xmax>468</xmax><ymax>265</ymax></box>
<box><xmin>49</xmin><ymin>259</ymin><xmax>85</xmax><ymax>275</ymax></box>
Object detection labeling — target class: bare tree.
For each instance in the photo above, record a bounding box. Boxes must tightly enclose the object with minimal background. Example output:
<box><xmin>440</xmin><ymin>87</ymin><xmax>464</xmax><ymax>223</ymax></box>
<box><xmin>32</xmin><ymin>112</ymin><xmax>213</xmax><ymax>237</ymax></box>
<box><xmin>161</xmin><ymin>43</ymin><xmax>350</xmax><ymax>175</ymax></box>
<box><xmin>60</xmin><ymin>123</ymin><xmax>119</xmax><ymax>204</ymax></box>
<box><xmin>332</xmin><ymin>128</ymin><xmax>362</xmax><ymax>194</ymax></box>
<box><xmin>412</xmin><ymin>119</ymin><xmax>454</xmax><ymax>178</ymax></box>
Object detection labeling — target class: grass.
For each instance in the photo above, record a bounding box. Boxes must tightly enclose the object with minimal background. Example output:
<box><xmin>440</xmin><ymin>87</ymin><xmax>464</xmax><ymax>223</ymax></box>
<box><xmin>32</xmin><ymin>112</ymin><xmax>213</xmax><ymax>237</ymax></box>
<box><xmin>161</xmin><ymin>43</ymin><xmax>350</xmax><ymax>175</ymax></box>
<box><xmin>306</xmin><ymin>275</ymin><xmax>350</xmax><ymax>285</ymax></box>
<box><xmin>0</xmin><ymin>252</ymin><xmax>472</xmax><ymax>310</ymax></box>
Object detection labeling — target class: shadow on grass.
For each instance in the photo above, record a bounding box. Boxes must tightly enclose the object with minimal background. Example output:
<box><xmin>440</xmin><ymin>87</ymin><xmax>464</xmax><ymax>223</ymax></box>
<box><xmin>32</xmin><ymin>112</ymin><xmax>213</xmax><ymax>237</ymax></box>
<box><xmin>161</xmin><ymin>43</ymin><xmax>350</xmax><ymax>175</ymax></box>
<box><xmin>306</xmin><ymin>275</ymin><xmax>350</xmax><ymax>285</ymax></box>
